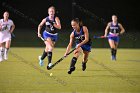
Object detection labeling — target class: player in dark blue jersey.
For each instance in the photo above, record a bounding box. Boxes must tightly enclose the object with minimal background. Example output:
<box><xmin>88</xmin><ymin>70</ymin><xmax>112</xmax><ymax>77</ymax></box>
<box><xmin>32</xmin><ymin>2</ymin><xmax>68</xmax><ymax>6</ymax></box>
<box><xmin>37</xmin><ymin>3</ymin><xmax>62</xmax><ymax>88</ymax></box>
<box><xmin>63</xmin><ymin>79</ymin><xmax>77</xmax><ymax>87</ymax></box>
<box><xmin>104</xmin><ymin>15</ymin><xmax>125</xmax><ymax>60</ymax></box>
<box><xmin>64</xmin><ymin>18</ymin><xmax>92</xmax><ymax>74</ymax></box>
<box><xmin>38</xmin><ymin>6</ymin><xmax>61</xmax><ymax>69</ymax></box>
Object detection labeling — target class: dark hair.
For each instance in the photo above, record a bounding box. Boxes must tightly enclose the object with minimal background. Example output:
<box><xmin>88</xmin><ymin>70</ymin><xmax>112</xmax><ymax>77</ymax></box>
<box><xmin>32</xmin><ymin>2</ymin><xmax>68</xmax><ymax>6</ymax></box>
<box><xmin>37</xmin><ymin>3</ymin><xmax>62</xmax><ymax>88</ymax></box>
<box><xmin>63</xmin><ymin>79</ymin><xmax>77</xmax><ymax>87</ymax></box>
<box><xmin>4</xmin><ymin>11</ymin><xmax>9</xmax><ymax>14</ymax></box>
<box><xmin>71</xmin><ymin>18</ymin><xmax>83</xmax><ymax>26</ymax></box>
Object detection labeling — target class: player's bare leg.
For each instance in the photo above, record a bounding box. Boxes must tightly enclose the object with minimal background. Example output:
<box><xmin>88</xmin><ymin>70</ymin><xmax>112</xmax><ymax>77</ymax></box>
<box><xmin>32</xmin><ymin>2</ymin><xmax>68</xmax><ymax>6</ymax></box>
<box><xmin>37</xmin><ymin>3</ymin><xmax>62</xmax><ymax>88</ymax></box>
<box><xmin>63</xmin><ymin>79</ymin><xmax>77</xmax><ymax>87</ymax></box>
<box><xmin>46</xmin><ymin>38</ymin><xmax>55</xmax><ymax>69</ymax></box>
<box><xmin>0</xmin><ymin>43</ymin><xmax>4</xmax><ymax>62</ymax></box>
<box><xmin>4</xmin><ymin>40</ymin><xmax>11</xmax><ymax>60</ymax></box>
<box><xmin>114</xmin><ymin>42</ymin><xmax>119</xmax><ymax>60</ymax></box>
<box><xmin>108</xmin><ymin>39</ymin><xmax>116</xmax><ymax>60</ymax></box>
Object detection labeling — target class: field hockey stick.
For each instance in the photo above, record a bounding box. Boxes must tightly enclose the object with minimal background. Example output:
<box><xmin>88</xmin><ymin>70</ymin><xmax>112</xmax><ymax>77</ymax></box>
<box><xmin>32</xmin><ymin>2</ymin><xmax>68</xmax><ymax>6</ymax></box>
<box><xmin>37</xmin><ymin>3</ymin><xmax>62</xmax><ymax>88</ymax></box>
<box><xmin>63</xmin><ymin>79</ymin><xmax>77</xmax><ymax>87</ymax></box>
<box><xmin>36</xmin><ymin>32</ymin><xmax>45</xmax><ymax>41</ymax></box>
<box><xmin>93</xmin><ymin>35</ymin><xmax>117</xmax><ymax>39</ymax></box>
<box><xmin>11</xmin><ymin>33</ymin><xmax>15</xmax><ymax>38</ymax></box>
<box><xmin>39</xmin><ymin>36</ymin><xmax>45</xmax><ymax>41</ymax></box>
<box><xmin>48</xmin><ymin>48</ymin><xmax>76</xmax><ymax>70</ymax></box>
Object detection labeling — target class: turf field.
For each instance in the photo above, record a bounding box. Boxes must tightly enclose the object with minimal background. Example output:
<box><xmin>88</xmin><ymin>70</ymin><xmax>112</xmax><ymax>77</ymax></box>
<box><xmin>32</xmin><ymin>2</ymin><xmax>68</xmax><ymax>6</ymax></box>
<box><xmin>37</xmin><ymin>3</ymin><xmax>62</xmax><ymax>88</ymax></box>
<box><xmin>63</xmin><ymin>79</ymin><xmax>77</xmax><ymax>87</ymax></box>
<box><xmin>0</xmin><ymin>48</ymin><xmax>140</xmax><ymax>93</ymax></box>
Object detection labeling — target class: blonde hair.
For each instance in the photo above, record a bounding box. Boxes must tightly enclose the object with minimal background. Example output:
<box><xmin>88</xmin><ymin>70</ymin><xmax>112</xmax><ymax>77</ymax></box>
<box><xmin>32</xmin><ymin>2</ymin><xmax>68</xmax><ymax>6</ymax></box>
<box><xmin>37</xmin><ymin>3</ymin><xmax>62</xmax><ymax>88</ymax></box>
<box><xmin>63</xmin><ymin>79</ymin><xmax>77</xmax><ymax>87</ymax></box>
<box><xmin>112</xmin><ymin>15</ymin><xmax>117</xmax><ymax>18</ymax></box>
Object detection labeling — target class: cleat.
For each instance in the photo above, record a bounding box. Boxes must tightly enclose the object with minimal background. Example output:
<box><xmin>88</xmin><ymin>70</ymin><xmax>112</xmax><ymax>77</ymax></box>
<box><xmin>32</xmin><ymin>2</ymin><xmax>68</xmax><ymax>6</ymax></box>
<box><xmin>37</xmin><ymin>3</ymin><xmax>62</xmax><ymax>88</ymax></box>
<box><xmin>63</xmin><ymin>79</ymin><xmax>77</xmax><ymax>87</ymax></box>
<box><xmin>0</xmin><ymin>58</ymin><xmax>3</xmax><ymax>62</ymax></box>
<box><xmin>0</xmin><ymin>53</ymin><xmax>3</xmax><ymax>62</ymax></box>
<box><xmin>82</xmin><ymin>62</ymin><xmax>86</xmax><ymax>71</ymax></box>
<box><xmin>68</xmin><ymin>67</ymin><xmax>75</xmax><ymax>74</ymax></box>
<box><xmin>38</xmin><ymin>56</ymin><xmax>44</xmax><ymax>66</ymax></box>
<box><xmin>111</xmin><ymin>55</ymin><xmax>116</xmax><ymax>61</ymax></box>
<box><xmin>4</xmin><ymin>53</ymin><xmax>8</xmax><ymax>60</ymax></box>
<box><xmin>47</xmin><ymin>63</ymin><xmax>52</xmax><ymax>70</ymax></box>
<box><xmin>47</xmin><ymin>66</ymin><xmax>51</xmax><ymax>70</ymax></box>
<box><xmin>48</xmin><ymin>63</ymin><xmax>52</xmax><ymax>67</ymax></box>
<box><xmin>3</xmin><ymin>49</ymin><xmax>8</xmax><ymax>60</ymax></box>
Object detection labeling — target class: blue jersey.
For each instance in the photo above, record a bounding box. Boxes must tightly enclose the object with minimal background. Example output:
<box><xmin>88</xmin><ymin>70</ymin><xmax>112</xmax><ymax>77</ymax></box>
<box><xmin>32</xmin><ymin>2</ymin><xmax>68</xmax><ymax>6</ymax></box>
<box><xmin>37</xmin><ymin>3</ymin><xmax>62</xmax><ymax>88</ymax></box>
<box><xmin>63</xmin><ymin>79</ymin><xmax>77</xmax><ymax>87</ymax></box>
<box><xmin>109</xmin><ymin>22</ymin><xmax>120</xmax><ymax>34</ymax></box>
<box><xmin>45</xmin><ymin>16</ymin><xmax>57</xmax><ymax>34</ymax></box>
<box><xmin>73</xmin><ymin>26</ymin><xmax>91</xmax><ymax>45</ymax></box>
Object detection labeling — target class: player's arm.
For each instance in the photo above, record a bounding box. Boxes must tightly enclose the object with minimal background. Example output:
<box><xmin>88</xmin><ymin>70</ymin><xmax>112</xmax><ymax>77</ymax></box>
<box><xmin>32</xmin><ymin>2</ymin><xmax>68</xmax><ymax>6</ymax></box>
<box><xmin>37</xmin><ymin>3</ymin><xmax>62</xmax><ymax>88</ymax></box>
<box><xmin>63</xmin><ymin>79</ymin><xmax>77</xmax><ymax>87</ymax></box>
<box><xmin>9</xmin><ymin>23</ymin><xmax>15</xmax><ymax>33</ymax></box>
<box><xmin>38</xmin><ymin>18</ymin><xmax>46</xmax><ymax>37</ymax></box>
<box><xmin>104</xmin><ymin>22</ymin><xmax>111</xmax><ymax>37</ymax></box>
<box><xmin>53</xmin><ymin>17</ymin><xmax>61</xmax><ymax>29</ymax></box>
<box><xmin>64</xmin><ymin>32</ymin><xmax>74</xmax><ymax>56</ymax></box>
<box><xmin>76</xmin><ymin>26</ymin><xmax>89</xmax><ymax>48</ymax></box>
<box><xmin>118</xmin><ymin>23</ymin><xmax>125</xmax><ymax>35</ymax></box>
<box><xmin>0</xmin><ymin>23</ymin><xmax>2</xmax><ymax>31</ymax></box>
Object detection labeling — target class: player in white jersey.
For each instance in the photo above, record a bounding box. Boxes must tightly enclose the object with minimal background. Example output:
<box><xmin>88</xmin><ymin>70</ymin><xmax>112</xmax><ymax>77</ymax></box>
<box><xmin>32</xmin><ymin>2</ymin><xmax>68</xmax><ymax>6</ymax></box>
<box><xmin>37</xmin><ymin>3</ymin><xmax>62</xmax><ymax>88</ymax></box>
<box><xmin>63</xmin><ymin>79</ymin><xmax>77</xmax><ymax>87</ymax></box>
<box><xmin>0</xmin><ymin>11</ymin><xmax>15</xmax><ymax>62</ymax></box>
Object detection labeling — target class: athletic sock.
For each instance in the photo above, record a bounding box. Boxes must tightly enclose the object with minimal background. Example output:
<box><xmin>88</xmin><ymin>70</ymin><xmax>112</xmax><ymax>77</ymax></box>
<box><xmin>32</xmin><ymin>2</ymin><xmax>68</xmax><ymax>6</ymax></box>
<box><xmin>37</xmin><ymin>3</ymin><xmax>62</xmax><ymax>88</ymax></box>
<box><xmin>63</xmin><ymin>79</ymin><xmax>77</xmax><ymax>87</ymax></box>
<box><xmin>47</xmin><ymin>51</ymin><xmax>52</xmax><ymax>64</ymax></box>
<box><xmin>70</xmin><ymin>57</ymin><xmax>77</xmax><ymax>68</ymax></box>
<box><xmin>0</xmin><ymin>47</ymin><xmax>3</xmax><ymax>54</ymax></box>
<box><xmin>0</xmin><ymin>47</ymin><xmax>3</xmax><ymax>57</ymax></box>
<box><xmin>4</xmin><ymin>48</ymin><xmax>9</xmax><ymax>54</ymax></box>
<box><xmin>3</xmin><ymin>48</ymin><xmax>9</xmax><ymax>60</ymax></box>
<box><xmin>82</xmin><ymin>61</ymin><xmax>87</xmax><ymax>71</ymax></box>
<box><xmin>41</xmin><ymin>50</ymin><xmax>47</xmax><ymax>60</ymax></box>
<box><xmin>111</xmin><ymin>48</ymin><xmax>115</xmax><ymax>56</ymax></box>
<box><xmin>114</xmin><ymin>49</ymin><xmax>117</xmax><ymax>57</ymax></box>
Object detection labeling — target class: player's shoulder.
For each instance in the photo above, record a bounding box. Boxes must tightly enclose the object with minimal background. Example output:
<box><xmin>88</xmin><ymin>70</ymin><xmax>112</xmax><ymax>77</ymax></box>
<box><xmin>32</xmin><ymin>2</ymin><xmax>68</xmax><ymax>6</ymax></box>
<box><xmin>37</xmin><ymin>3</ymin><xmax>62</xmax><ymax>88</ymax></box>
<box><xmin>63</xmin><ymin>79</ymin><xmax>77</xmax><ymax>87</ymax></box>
<box><xmin>55</xmin><ymin>16</ymin><xmax>59</xmax><ymax>18</ymax></box>
<box><xmin>70</xmin><ymin>31</ymin><xmax>74</xmax><ymax>37</ymax></box>
<box><xmin>82</xmin><ymin>26</ymin><xmax>87</xmax><ymax>28</ymax></box>
<box><xmin>0</xmin><ymin>19</ymin><xmax>2</xmax><ymax>21</ymax></box>
<box><xmin>107</xmin><ymin>22</ymin><xmax>112</xmax><ymax>25</ymax></box>
<box><xmin>42</xmin><ymin>18</ymin><xmax>47</xmax><ymax>22</ymax></box>
<box><xmin>118</xmin><ymin>23</ymin><xmax>122</xmax><ymax>26</ymax></box>
<box><xmin>82</xmin><ymin>26</ymin><xmax>88</xmax><ymax>31</ymax></box>
<box><xmin>55</xmin><ymin>16</ymin><xmax>60</xmax><ymax>20</ymax></box>
<box><xmin>8</xmin><ymin>19</ymin><xmax>13</xmax><ymax>23</ymax></box>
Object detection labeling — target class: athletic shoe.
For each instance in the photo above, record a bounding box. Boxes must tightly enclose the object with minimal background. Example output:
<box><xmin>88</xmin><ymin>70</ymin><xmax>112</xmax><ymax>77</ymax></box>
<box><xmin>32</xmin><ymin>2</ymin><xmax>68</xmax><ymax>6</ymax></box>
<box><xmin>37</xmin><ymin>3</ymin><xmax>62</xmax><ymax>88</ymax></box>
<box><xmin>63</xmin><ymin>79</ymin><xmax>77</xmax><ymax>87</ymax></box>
<box><xmin>38</xmin><ymin>56</ymin><xmax>44</xmax><ymax>66</ymax></box>
<box><xmin>111</xmin><ymin>55</ymin><xmax>116</xmax><ymax>61</ymax></box>
<box><xmin>0</xmin><ymin>56</ymin><xmax>3</xmax><ymax>62</ymax></box>
<box><xmin>48</xmin><ymin>63</ymin><xmax>52</xmax><ymax>67</ymax></box>
<box><xmin>47</xmin><ymin>63</ymin><xmax>52</xmax><ymax>70</ymax></box>
<box><xmin>68</xmin><ymin>67</ymin><xmax>75</xmax><ymax>74</ymax></box>
<box><xmin>3</xmin><ymin>53</ymin><xmax>8</xmax><ymax>60</ymax></box>
<box><xmin>0</xmin><ymin>52</ymin><xmax>3</xmax><ymax>62</ymax></box>
<box><xmin>82</xmin><ymin>62</ymin><xmax>86</xmax><ymax>71</ymax></box>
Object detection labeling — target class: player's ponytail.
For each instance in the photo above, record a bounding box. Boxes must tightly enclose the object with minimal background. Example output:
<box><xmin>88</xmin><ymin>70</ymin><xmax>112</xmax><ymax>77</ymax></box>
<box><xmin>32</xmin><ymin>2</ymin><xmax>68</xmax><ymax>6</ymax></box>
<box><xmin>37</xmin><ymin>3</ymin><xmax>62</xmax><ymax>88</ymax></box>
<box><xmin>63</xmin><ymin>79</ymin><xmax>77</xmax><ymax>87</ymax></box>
<box><xmin>72</xmin><ymin>18</ymin><xmax>83</xmax><ymax>27</ymax></box>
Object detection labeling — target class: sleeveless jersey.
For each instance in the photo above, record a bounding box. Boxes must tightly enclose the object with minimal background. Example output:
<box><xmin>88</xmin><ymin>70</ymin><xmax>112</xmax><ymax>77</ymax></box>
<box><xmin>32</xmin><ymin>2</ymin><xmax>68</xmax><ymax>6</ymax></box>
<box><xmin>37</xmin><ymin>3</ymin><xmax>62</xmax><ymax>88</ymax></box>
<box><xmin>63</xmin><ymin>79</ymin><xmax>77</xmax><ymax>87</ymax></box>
<box><xmin>73</xmin><ymin>26</ymin><xmax>91</xmax><ymax>45</ymax></box>
<box><xmin>109</xmin><ymin>22</ymin><xmax>120</xmax><ymax>34</ymax></box>
<box><xmin>45</xmin><ymin>16</ymin><xmax>57</xmax><ymax>34</ymax></box>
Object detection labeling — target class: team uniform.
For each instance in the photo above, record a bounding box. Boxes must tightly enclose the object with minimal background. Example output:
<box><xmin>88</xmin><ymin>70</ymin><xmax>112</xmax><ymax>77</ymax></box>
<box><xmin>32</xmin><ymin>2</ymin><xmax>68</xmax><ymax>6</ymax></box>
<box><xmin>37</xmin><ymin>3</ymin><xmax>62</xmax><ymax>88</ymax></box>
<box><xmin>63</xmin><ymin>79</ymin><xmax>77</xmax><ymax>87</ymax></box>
<box><xmin>108</xmin><ymin>22</ymin><xmax>121</xmax><ymax>60</ymax></box>
<box><xmin>108</xmin><ymin>22</ymin><xmax>120</xmax><ymax>42</ymax></box>
<box><xmin>43</xmin><ymin>16</ymin><xmax>58</xmax><ymax>41</ymax></box>
<box><xmin>73</xmin><ymin>26</ymin><xmax>92</xmax><ymax>51</ymax></box>
<box><xmin>67</xmin><ymin>26</ymin><xmax>92</xmax><ymax>74</ymax></box>
<box><xmin>0</xmin><ymin>19</ymin><xmax>14</xmax><ymax>62</ymax></box>
<box><xmin>0</xmin><ymin>19</ymin><xmax>13</xmax><ymax>43</ymax></box>
<box><xmin>39</xmin><ymin>16</ymin><xmax>58</xmax><ymax>67</ymax></box>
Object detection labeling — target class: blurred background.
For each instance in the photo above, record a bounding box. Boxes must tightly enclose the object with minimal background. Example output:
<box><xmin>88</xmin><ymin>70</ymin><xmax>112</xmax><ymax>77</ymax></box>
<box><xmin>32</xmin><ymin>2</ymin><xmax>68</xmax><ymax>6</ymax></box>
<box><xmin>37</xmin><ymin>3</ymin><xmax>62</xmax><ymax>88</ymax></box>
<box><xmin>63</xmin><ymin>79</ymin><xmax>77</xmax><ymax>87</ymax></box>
<box><xmin>0</xmin><ymin>0</ymin><xmax>140</xmax><ymax>48</ymax></box>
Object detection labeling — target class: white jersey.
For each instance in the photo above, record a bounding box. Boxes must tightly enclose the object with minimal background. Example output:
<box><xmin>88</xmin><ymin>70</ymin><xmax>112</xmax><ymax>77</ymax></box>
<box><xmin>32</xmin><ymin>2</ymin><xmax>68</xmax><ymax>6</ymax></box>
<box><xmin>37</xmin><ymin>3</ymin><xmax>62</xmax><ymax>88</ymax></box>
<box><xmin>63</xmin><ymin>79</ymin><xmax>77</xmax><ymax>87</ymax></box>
<box><xmin>0</xmin><ymin>19</ymin><xmax>14</xmax><ymax>43</ymax></box>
